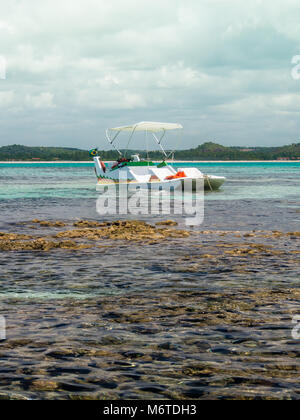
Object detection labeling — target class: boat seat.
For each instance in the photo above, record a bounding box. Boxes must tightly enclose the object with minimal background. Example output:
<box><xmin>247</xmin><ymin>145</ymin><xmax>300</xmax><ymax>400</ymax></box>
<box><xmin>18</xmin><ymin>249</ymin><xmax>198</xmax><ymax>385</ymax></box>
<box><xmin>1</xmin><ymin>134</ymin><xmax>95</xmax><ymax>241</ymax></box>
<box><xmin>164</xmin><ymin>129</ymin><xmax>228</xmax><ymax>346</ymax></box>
<box><xmin>128</xmin><ymin>167</ymin><xmax>151</xmax><ymax>183</ymax></box>
<box><xmin>178</xmin><ymin>167</ymin><xmax>203</xmax><ymax>178</ymax></box>
<box><xmin>149</xmin><ymin>167</ymin><xmax>176</xmax><ymax>181</ymax></box>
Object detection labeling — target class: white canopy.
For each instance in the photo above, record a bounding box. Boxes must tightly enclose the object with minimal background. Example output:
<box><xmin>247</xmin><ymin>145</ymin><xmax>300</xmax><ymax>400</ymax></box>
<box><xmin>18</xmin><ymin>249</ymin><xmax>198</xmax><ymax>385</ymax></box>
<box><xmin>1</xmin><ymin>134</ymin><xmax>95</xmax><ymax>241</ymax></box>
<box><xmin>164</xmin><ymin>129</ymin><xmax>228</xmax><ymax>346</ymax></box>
<box><xmin>109</xmin><ymin>121</ymin><xmax>183</xmax><ymax>133</ymax></box>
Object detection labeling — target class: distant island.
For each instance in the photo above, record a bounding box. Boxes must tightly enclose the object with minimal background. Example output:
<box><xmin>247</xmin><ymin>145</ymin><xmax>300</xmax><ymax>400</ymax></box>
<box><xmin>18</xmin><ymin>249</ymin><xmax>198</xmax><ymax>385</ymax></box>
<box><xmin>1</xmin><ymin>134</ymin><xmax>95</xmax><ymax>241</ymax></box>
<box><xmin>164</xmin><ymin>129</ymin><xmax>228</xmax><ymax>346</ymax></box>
<box><xmin>1</xmin><ymin>143</ymin><xmax>300</xmax><ymax>162</ymax></box>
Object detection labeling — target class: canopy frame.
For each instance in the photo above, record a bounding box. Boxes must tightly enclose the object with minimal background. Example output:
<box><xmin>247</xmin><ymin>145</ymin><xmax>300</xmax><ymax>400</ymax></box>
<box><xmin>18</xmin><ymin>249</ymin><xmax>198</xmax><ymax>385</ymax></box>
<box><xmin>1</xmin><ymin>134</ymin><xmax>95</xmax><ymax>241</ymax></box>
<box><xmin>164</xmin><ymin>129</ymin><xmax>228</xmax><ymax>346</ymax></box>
<box><xmin>105</xmin><ymin>129</ymin><xmax>122</xmax><ymax>156</ymax></box>
<box><xmin>105</xmin><ymin>121</ymin><xmax>183</xmax><ymax>158</ymax></box>
<box><xmin>152</xmin><ymin>131</ymin><xmax>167</xmax><ymax>158</ymax></box>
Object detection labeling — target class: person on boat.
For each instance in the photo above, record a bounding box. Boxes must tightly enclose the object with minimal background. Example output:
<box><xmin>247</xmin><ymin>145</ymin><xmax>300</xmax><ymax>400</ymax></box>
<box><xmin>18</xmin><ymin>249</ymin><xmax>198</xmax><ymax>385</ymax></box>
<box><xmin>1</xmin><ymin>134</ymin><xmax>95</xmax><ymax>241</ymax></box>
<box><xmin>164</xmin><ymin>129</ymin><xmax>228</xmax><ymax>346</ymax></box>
<box><xmin>111</xmin><ymin>157</ymin><xmax>132</xmax><ymax>170</ymax></box>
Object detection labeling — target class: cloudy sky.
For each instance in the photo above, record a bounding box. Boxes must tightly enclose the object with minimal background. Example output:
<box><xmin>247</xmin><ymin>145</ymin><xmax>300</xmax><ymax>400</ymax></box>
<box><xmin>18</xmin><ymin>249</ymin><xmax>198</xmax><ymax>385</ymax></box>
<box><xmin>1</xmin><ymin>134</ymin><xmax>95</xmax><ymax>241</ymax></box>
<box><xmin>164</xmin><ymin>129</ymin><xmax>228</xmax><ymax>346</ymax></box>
<box><xmin>0</xmin><ymin>0</ymin><xmax>300</xmax><ymax>150</ymax></box>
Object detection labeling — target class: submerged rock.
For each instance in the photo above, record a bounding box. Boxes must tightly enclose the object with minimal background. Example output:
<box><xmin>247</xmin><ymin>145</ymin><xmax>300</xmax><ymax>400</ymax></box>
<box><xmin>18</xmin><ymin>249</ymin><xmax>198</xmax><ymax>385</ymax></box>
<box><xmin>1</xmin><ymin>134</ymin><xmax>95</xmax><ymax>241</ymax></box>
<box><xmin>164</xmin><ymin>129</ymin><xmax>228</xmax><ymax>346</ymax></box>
<box><xmin>0</xmin><ymin>236</ymin><xmax>91</xmax><ymax>252</ymax></box>
<box><xmin>30</xmin><ymin>380</ymin><xmax>59</xmax><ymax>391</ymax></box>
<box><xmin>73</xmin><ymin>220</ymin><xmax>105</xmax><ymax>228</ymax></box>
<box><xmin>0</xmin><ymin>232</ymin><xmax>32</xmax><ymax>241</ymax></box>
<box><xmin>31</xmin><ymin>220</ymin><xmax>66</xmax><ymax>227</ymax></box>
<box><xmin>155</xmin><ymin>220</ymin><xmax>178</xmax><ymax>226</ymax></box>
<box><xmin>56</xmin><ymin>220</ymin><xmax>189</xmax><ymax>242</ymax></box>
<box><xmin>0</xmin><ymin>220</ymin><xmax>190</xmax><ymax>251</ymax></box>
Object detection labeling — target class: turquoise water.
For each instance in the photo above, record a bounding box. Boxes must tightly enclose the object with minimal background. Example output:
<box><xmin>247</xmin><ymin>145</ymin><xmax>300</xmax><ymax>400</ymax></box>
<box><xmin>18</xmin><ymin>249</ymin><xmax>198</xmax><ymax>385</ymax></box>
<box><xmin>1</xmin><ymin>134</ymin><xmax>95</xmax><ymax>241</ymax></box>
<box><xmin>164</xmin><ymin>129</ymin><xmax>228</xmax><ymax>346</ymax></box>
<box><xmin>0</xmin><ymin>161</ymin><xmax>299</xmax><ymax>229</ymax></box>
<box><xmin>0</xmin><ymin>162</ymin><xmax>300</xmax><ymax>227</ymax></box>
<box><xmin>0</xmin><ymin>161</ymin><xmax>299</xmax><ymax>198</ymax></box>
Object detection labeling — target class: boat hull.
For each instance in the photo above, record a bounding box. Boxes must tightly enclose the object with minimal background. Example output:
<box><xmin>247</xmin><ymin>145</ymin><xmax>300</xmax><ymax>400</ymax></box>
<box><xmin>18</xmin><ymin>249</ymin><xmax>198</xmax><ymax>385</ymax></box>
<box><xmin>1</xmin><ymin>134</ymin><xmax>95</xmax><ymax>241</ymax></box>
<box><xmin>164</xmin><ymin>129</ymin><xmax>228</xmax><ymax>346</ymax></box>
<box><xmin>96</xmin><ymin>175</ymin><xmax>225</xmax><ymax>195</ymax></box>
<box><xmin>203</xmin><ymin>175</ymin><xmax>226</xmax><ymax>191</ymax></box>
<box><xmin>179</xmin><ymin>176</ymin><xmax>225</xmax><ymax>191</ymax></box>
<box><xmin>94</xmin><ymin>158</ymin><xmax>226</xmax><ymax>193</ymax></box>
<box><xmin>96</xmin><ymin>179</ymin><xmax>183</xmax><ymax>195</ymax></box>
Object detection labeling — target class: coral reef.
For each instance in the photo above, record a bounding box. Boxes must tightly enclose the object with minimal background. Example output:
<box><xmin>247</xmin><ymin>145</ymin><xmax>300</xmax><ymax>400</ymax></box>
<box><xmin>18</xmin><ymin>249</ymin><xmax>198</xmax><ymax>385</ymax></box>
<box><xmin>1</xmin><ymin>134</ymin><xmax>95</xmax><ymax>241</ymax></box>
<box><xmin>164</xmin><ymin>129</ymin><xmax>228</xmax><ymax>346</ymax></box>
<box><xmin>0</xmin><ymin>220</ymin><xmax>189</xmax><ymax>251</ymax></box>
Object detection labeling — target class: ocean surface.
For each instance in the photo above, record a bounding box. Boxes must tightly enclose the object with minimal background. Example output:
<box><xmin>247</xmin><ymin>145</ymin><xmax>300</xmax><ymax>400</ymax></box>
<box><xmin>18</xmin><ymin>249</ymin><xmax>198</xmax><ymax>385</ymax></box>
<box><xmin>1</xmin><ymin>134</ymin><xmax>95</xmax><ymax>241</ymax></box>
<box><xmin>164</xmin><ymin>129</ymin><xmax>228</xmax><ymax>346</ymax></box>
<box><xmin>0</xmin><ymin>162</ymin><xmax>299</xmax><ymax>400</ymax></box>
<box><xmin>0</xmin><ymin>161</ymin><xmax>300</xmax><ymax>230</ymax></box>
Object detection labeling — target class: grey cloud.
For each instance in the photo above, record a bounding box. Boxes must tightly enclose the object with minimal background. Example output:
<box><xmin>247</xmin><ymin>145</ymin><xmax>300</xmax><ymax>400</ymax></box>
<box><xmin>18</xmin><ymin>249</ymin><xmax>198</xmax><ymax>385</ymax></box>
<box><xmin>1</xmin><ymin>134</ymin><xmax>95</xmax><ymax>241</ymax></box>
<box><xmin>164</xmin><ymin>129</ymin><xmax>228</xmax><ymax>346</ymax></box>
<box><xmin>0</xmin><ymin>0</ymin><xmax>299</xmax><ymax>148</ymax></box>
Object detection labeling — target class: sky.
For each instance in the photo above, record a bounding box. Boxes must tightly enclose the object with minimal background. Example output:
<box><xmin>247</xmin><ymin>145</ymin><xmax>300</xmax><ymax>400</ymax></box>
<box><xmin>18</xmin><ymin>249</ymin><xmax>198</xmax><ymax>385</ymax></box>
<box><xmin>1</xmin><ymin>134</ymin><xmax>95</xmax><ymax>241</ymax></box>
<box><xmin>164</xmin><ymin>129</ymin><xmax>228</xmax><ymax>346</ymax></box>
<box><xmin>0</xmin><ymin>0</ymin><xmax>300</xmax><ymax>150</ymax></box>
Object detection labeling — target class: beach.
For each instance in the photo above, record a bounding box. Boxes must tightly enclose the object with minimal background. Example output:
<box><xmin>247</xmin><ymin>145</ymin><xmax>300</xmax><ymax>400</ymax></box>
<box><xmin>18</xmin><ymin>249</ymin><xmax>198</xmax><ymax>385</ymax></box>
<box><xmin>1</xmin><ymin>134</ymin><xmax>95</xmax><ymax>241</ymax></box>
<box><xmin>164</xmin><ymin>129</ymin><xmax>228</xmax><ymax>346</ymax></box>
<box><xmin>0</xmin><ymin>161</ymin><xmax>299</xmax><ymax>400</ymax></box>
<box><xmin>1</xmin><ymin>160</ymin><xmax>300</xmax><ymax>164</ymax></box>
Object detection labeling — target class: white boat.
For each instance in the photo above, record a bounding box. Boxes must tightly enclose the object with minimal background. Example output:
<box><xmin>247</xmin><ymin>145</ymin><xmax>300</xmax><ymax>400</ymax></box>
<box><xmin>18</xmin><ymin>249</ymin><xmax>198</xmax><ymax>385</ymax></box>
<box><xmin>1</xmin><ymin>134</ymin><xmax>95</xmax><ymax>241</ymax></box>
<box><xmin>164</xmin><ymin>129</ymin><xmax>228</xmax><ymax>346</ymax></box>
<box><xmin>91</xmin><ymin>122</ymin><xmax>226</xmax><ymax>193</ymax></box>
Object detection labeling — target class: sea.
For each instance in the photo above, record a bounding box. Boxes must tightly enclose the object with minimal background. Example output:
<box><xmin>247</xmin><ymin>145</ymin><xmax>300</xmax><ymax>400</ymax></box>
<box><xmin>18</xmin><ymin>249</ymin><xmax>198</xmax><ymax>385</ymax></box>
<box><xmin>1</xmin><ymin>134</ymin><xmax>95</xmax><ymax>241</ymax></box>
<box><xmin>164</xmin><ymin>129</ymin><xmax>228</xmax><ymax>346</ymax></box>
<box><xmin>0</xmin><ymin>161</ymin><xmax>300</xmax><ymax>230</ymax></box>
<box><xmin>0</xmin><ymin>162</ymin><xmax>299</xmax><ymax>400</ymax></box>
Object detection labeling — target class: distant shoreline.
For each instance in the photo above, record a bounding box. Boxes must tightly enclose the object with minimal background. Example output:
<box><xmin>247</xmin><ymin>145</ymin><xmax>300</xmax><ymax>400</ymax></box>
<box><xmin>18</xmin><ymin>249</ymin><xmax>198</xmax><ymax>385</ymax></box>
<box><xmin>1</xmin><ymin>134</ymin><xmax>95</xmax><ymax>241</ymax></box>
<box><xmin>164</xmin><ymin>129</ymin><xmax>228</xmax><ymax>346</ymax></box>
<box><xmin>0</xmin><ymin>160</ymin><xmax>300</xmax><ymax>164</ymax></box>
<box><xmin>2</xmin><ymin>142</ymin><xmax>300</xmax><ymax>163</ymax></box>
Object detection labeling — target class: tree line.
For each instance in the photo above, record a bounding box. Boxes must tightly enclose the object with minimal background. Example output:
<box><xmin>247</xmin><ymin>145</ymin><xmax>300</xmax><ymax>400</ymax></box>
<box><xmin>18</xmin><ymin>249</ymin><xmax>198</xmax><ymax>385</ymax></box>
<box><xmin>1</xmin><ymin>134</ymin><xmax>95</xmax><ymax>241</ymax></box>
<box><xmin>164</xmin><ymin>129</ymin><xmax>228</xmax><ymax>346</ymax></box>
<box><xmin>0</xmin><ymin>142</ymin><xmax>300</xmax><ymax>161</ymax></box>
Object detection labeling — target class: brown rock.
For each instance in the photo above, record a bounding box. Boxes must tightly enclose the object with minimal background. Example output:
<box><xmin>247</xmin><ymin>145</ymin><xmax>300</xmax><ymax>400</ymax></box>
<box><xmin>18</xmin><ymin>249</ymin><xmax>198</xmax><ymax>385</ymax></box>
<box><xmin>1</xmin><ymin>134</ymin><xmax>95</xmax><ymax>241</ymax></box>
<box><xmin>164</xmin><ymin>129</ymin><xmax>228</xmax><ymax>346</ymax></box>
<box><xmin>155</xmin><ymin>220</ymin><xmax>178</xmax><ymax>226</ymax></box>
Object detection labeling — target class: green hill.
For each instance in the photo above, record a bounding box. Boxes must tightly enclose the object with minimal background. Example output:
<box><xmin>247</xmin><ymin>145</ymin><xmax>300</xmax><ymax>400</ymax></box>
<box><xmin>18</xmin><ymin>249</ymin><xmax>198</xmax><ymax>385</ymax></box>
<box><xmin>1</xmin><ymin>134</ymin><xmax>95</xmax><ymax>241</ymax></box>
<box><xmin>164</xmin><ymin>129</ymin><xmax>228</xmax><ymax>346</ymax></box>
<box><xmin>0</xmin><ymin>142</ymin><xmax>300</xmax><ymax>161</ymax></box>
<box><xmin>0</xmin><ymin>145</ymin><xmax>90</xmax><ymax>161</ymax></box>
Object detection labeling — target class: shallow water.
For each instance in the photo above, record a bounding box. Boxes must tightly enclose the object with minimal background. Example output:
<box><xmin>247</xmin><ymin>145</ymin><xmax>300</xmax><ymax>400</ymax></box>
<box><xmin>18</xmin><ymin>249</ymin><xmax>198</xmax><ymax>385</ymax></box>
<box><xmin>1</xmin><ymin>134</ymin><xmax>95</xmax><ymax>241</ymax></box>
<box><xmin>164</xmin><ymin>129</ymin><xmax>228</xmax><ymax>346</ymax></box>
<box><xmin>1</xmin><ymin>162</ymin><xmax>300</xmax><ymax>229</ymax></box>
<box><xmin>0</xmin><ymin>162</ymin><xmax>299</xmax><ymax>400</ymax></box>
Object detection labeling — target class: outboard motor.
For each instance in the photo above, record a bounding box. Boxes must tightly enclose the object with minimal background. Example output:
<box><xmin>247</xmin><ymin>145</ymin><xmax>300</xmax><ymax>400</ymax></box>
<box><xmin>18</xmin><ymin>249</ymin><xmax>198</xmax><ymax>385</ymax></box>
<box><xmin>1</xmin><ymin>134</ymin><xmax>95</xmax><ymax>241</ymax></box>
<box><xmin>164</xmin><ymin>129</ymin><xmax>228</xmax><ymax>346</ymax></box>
<box><xmin>131</xmin><ymin>154</ymin><xmax>141</xmax><ymax>162</ymax></box>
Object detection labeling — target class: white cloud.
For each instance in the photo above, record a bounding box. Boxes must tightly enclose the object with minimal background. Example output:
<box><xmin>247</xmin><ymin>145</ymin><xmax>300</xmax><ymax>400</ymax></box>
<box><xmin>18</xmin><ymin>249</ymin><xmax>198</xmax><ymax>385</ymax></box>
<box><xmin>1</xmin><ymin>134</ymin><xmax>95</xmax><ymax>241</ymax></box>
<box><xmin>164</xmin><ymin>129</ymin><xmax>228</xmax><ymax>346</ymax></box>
<box><xmin>76</xmin><ymin>88</ymin><xmax>146</xmax><ymax>110</ymax></box>
<box><xmin>25</xmin><ymin>92</ymin><xmax>55</xmax><ymax>109</ymax></box>
<box><xmin>11</xmin><ymin>46</ymin><xmax>64</xmax><ymax>74</ymax></box>
<box><xmin>0</xmin><ymin>91</ymin><xmax>14</xmax><ymax>107</ymax></box>
<box><xmin>0</xmin><ymin>0</ymin><xmax>299</xmax><ymax>147</ymax></box>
